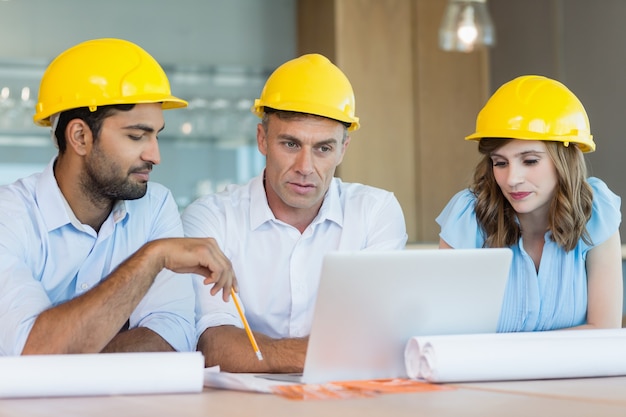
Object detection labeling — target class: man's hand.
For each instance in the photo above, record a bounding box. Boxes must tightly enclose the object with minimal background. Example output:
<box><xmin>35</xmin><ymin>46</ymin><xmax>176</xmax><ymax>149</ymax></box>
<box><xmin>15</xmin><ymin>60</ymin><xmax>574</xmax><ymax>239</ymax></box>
<box><xmin>146</xmin><ymin>237</ymin><xmax>237</xmax><ymax>301</ymax></box>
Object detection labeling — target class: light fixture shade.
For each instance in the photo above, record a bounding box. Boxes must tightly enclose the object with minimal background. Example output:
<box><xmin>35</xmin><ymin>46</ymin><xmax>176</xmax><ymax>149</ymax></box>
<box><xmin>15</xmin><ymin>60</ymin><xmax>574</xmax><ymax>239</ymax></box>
<box><xmin>439</xmin><ymin>0</ymin><xmax>496</xmax><ymax>52</ymax></box>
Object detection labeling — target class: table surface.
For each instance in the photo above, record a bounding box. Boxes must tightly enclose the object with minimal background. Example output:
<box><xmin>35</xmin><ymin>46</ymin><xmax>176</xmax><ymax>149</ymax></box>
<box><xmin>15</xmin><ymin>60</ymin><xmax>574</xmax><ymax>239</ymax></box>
<box><xmin>2</xmin><ymin>376</ymin><xmax>626</xmax><ymax>417</ymax></box>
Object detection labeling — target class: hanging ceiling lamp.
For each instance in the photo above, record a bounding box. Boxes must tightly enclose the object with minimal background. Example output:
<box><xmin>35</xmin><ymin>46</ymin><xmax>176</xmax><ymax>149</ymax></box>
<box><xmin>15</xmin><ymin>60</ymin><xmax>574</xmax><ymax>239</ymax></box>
<box><xmin>439</xmin><ymin>0</ymin><xmax>496</xmax><ymax>52</ymax></box>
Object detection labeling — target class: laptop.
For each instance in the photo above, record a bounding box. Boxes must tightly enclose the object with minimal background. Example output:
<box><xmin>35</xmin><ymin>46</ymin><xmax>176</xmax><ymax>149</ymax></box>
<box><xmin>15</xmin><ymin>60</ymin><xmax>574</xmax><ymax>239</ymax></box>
<box><xmin>275</xmin><ymin>248</ymin><xmax>512</xmax><ymax>384</ymax></box>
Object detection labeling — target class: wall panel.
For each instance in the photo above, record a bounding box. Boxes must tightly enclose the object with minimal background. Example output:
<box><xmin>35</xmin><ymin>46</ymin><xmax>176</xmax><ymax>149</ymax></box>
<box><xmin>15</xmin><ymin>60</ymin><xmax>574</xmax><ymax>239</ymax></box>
<box><xmin>298</xmin><ymin>0</ymin><xmax>489</xmax><ymax>242</ymax></box>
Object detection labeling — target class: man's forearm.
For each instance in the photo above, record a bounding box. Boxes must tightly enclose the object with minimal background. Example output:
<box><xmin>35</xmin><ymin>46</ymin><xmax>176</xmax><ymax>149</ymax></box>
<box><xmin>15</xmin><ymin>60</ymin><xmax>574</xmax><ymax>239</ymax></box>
<box><xmin>101</xmin><ymin>327</ymin><xmax>175</xmax><ymax>353</ymax></box>
<box><xmin>22</xmin><ymin>244</ymin><xmax>163</xmax><ymax>355</ymax></box>
<box><xmin>198</xmin><ymin>325</ymin><xmax>308</xmax><ymax>373</ymax></box>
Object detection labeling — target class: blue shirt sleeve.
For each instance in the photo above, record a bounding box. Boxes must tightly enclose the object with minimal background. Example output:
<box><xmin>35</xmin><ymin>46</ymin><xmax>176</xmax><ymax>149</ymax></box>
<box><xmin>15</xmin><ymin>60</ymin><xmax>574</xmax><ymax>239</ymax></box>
<box><xmin>585</xmin><ymin>177</ymin><xmax>622</xmax><ymax>249</ymax></box>
<box><xmin>128</xmin><ymin>185</ymin><xmax>196</xmax><ymax>352</ymax></box>
<box><xmin>436</xmin><ymin>189</ymin><xmax>485</xmax><ymax>249</ymax></box>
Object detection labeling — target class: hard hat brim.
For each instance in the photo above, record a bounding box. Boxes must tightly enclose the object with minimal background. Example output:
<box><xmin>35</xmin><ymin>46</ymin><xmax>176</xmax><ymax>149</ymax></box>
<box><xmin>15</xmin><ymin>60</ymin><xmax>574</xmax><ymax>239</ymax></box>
<box><xmin>34</xmin><ymin>95</ymin><xmax>188</xmax><ymax>127</ymax></box>
<box><xmin>465</xmin><ymin>131</ymin><xmax>595</xmax><ymax>153</ymax></box>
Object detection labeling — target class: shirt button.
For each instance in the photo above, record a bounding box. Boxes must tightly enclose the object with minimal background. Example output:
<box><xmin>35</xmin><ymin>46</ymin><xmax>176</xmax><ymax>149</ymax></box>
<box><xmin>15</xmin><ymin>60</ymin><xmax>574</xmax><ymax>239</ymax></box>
<box><xmin>80</xmin><ymin>283</ymin><xmax>89</xmax><ymax>290</ymax></box>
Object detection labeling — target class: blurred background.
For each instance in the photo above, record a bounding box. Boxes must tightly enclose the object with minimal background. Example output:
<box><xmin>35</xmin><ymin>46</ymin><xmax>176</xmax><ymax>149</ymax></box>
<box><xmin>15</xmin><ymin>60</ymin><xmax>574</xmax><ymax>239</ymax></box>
<box><xmin>0</xmin><ymin>0</ymin><xmax>295</xmax><ymax>210</ymax></box>
<box><xmin>0</xmin><ymin>0</ymin><xmax>625</xmax><ymax>245</ymax></box>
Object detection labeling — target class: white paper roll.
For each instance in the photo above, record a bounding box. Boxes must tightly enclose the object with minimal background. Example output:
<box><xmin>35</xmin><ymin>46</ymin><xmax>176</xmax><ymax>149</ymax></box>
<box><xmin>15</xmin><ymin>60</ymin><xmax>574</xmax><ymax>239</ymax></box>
<box><xmin>0</xmin><ymin>352</ymin><xmax>204</xmax><ymax>398</ymax></box>
<box><xmin>405</xmin><ymin>328</ymin><xmax>626</xmax><ymax>383</ymax></box>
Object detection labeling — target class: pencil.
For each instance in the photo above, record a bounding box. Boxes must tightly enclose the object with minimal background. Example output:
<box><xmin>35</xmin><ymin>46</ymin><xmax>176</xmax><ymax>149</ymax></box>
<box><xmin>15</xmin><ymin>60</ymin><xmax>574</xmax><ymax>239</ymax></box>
<box><xmin>230</xmin><ymin>288</ymin><xmax>264</xmax><ymax>361</ymax></box>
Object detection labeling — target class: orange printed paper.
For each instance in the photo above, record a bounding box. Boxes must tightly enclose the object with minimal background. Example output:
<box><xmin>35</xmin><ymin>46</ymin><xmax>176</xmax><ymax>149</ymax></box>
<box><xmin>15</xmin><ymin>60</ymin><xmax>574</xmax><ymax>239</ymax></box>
<box><xmin>271</xmin><ymin>378</ymin><xmax>454</xmax><ymax>401</ymax></box>
<box><xmin>336</xmin><ymin>378</ymin><xmax>454</xmax><ymax>393</ymax></box>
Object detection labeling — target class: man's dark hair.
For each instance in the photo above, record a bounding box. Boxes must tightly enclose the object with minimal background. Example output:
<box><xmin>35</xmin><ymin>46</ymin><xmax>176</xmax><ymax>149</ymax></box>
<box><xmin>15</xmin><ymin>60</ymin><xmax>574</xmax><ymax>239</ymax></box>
<box><xmin>54</xmin><ymin>104</ymin><xmax>136</xmax><ymax>153</ymax></box>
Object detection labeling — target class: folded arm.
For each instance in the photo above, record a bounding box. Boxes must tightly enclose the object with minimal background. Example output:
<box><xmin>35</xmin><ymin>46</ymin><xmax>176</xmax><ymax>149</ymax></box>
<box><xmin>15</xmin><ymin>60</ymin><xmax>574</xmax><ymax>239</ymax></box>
<box><xmin>21</xmin><ymin>237</ymin><xmax>235</xmax><ymax>355</ymax></box>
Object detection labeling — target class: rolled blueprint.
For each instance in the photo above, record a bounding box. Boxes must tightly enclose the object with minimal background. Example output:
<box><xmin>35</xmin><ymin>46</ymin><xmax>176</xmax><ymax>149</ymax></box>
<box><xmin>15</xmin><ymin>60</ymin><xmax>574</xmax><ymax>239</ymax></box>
<box><xmin>405</xmin><ymin>328</ymin><xmax>626</xmax><ymax>383</ymax></box>
<box><xmin>0</xmin><ymin>351</ymin><xmax>204</xmax><ymax>398</ymax></box>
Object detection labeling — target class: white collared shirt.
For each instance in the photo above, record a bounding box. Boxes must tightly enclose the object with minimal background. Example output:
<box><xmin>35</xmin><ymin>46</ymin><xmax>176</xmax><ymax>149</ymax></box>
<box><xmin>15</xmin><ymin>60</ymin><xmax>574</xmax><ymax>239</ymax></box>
<box><xmin>183</xmin><ymin>173</ymin><xmax>407</xmax><ymax>339</ymax></box>
<box><xmin>0</xmin><ymin>158</ymin><xmax>196</xmax><ymax>355</ymax></box>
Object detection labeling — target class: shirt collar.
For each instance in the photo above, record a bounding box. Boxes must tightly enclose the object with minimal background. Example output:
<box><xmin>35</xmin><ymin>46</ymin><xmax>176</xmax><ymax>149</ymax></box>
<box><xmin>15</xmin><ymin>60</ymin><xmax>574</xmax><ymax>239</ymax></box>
<box><xmin>249</xmin><ymin>173</ymin><xmax>276</xmax><ymax>230</ymax></box>
<box><xmin>36</xmin><ymin>158</ymin><xmax>71</xmax><ymax>232</ymax></box>
<box><xmin>248</xmin><ymin>172</ymin><xmax>344</xmax><ymax>230</ymax></box>
<box><xmin>316</xmin><ymin>177</ymin><xmax>343</xmax><ymax>227</ymax></box>
<box><xmin>35</xmin><ymin>157</ymin><xmax>128</xmax><ymax>233</ymax></box>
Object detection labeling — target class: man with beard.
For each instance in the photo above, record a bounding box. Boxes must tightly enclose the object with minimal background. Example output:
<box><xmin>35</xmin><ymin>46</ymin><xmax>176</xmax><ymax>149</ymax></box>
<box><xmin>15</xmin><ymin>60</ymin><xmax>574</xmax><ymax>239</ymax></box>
<box><xmin>0</xmin><ymin>38</ymin><xmax>236</xmax><ymax>356</ymax></box>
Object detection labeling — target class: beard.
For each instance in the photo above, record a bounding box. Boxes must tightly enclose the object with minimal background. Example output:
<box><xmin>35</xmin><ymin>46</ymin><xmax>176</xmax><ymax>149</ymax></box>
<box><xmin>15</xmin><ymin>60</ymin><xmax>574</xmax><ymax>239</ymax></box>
<box><xmin>81</xmin><ymin>146</ymin><xmax>150</xmax><ymax>205</ymax></box>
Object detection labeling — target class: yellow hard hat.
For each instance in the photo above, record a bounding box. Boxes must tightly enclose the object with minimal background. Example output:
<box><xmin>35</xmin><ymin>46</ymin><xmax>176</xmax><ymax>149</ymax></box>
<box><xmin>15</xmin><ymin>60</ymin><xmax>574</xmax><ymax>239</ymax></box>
<box><xmin>465</xmin><ymin>75</ymin><xmax>595</xmax><ymax>153</ymax></box>
<box><xmin>34</xmin><ymin>38</ymin><xmax>187</xmax><ymax>127</ymax></box>
<box><xmin>252</xmin><ymin>53</ymin><xmax>360</xmax><ymax>131</ymax></box>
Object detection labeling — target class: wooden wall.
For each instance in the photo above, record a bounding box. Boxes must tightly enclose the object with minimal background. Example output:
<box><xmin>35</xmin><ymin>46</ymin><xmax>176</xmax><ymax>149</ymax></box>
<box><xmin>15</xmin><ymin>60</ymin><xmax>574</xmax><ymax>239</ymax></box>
<box><xmin>297</xmin><ymin>0</ymin><xmax>489</xmax><ymax>243</ymax></box>
<box><xmin>489</xmin><ymin>0</ymin><xmax>626</xmax><ymax>242</ymax></box>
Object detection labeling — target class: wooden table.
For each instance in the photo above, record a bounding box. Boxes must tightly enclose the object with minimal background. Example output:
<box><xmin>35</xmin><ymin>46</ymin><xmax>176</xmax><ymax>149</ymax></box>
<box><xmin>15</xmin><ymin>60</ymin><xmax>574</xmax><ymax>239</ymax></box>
<box><xmin>2</xmin><ymin>376</ymin><xmax>626</xmax><ymax>417</ymax></box>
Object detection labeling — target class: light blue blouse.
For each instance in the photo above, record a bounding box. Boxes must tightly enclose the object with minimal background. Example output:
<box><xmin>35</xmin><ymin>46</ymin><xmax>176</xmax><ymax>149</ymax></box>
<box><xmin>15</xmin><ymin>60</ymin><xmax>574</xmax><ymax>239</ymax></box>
<box><xmin>436</xmin><ymin>177</ymin><xmax>621</xmax><ymax>332</ymax></box>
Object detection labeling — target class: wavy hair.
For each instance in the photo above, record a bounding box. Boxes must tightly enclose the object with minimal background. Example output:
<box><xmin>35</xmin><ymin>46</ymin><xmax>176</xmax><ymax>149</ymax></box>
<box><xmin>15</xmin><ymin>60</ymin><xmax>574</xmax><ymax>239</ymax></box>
<box><xmin>471</xmin><ymin>138</ymin><xmax>593</xmax><ymax>251</ymax></box>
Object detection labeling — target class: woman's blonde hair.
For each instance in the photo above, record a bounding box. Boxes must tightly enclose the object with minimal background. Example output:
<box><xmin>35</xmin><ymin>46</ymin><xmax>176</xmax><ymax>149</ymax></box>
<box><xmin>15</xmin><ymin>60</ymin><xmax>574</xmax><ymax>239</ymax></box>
<box><xmin>471</xmin><ymin>138</ymin><xmax>593</xmax><ymax>251</ymax></box>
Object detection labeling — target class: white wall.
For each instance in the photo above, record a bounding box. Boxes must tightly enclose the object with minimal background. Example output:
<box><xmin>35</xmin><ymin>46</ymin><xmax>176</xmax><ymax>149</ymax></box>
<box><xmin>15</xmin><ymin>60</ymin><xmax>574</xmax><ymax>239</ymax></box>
<box><xmin>0</xmin><ymin>0</ymin><xmax>297</xmax><ymax>206</ymax></box>
<box><xmin>0</xmin><ymin>0</ymin><xmax>296</xmax><ymax>68</ymax></box>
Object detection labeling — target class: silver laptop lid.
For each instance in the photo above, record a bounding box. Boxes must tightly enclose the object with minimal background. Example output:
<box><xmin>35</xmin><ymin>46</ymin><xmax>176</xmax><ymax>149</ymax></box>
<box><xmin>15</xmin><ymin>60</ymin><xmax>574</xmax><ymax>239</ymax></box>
<box><xmin>302</xmin><ymin>248</ymin><xmax>512</xmax><ymax>384</ymax></box>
